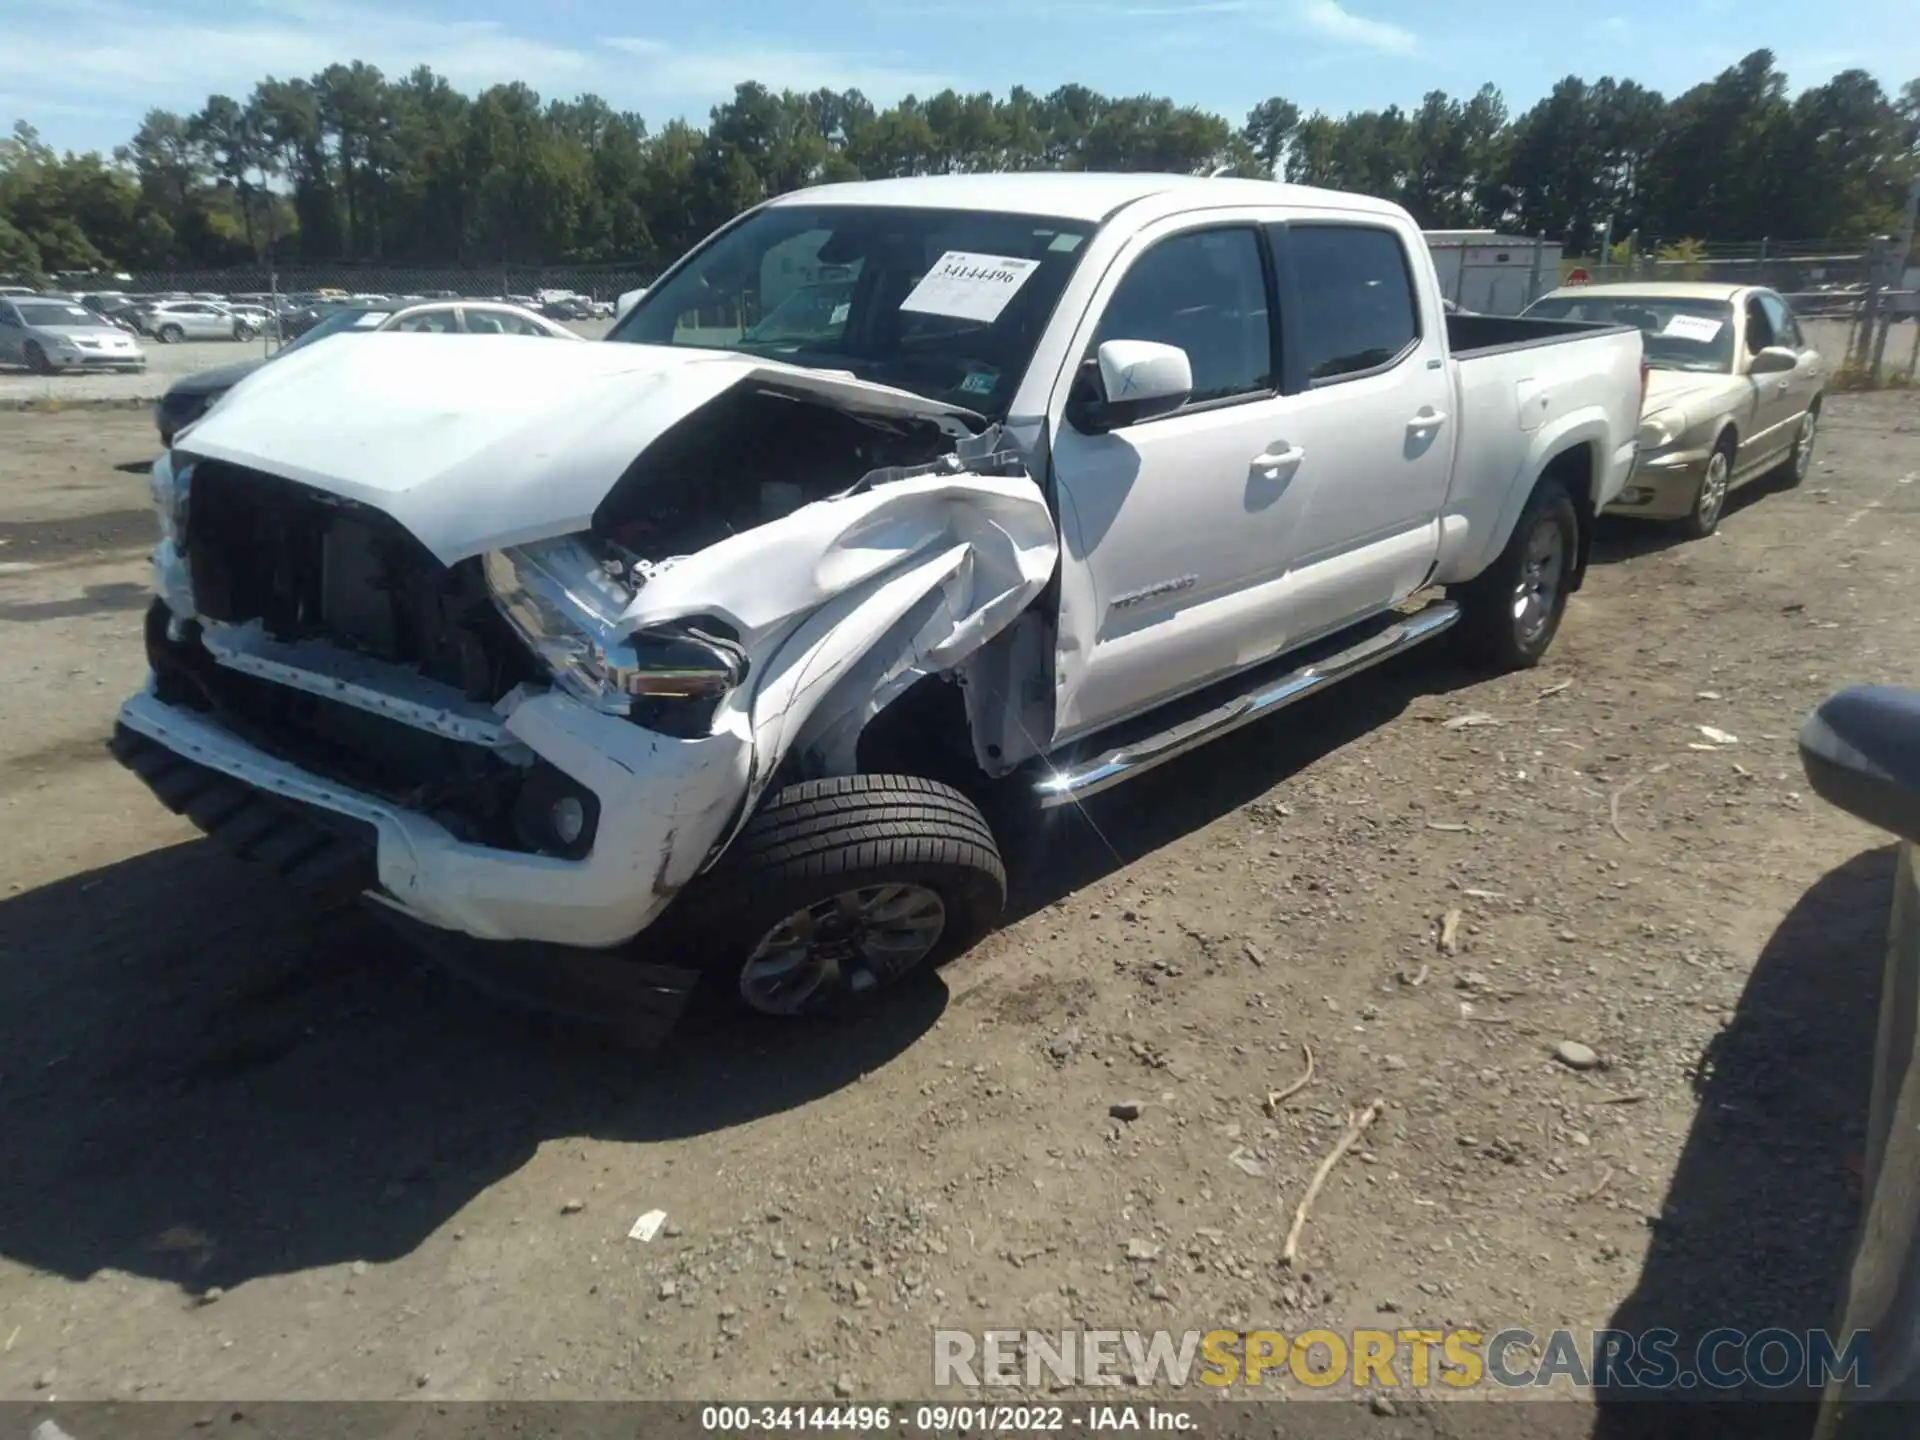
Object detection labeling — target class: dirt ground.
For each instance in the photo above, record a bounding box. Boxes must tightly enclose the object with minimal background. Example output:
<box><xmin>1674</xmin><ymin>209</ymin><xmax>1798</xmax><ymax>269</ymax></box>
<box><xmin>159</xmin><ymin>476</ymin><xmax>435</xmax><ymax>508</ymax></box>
<box><xmin>1</xmin><ymin>398</ymin><xmax>1918</xmax><ymax>1428</ymax></box>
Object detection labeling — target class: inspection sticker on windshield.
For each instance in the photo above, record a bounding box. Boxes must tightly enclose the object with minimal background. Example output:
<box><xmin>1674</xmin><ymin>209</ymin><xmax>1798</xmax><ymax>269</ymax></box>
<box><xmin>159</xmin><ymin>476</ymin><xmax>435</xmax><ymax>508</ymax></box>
<box><xmin>1661</xmin><ymin>313</ymin><xmax>1723</xmax><ymax>343</ymax></box>
<box><xmin>900</xmin><ymin>251</ymin><xmax>1041</xmax><ymax>324</ymax></box>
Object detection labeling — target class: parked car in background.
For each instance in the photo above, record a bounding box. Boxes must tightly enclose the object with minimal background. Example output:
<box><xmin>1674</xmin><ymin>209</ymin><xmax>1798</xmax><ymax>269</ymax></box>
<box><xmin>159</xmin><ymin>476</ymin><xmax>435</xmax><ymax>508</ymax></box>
<box><xmin>142</xmin><ymin>300</ymin><xmax>255</xmax><ymax>343</ymax></box>
<box><xmin>538</xmin><ymin>293</ymin><xmax>595</xmax><ymax>321</ymax></box>
<box><xmin>121</xmin><ymin>173</ymin><xmax>1645</xmax><ymax>1029</ymax></box>
<box><xmin>0</xmin><ymin>295</ymin><xmax>146</xmax><ymax>373</ymax></box>
<box><xmin>1522</xmin><ymin>281</ymin><xmax>1825</xmax><ymax>538</ymax></box>
<box><xmin>275</xmin><ymin>300</ymin><xmax>348</xmax><ymax>340</ymax></box>
<box><xmin>153</xmin><ymin>299</ymin><xmax>582</xmax><ymax>445</ymax></box>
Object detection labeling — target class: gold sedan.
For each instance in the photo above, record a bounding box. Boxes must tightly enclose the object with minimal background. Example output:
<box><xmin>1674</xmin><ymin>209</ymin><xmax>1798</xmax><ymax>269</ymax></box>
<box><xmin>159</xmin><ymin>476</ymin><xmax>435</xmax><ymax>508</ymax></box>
<box><xmin>1523</xmin><ymin>282</ymin><xmax>1826</xmax><ymax>538</ymax></box>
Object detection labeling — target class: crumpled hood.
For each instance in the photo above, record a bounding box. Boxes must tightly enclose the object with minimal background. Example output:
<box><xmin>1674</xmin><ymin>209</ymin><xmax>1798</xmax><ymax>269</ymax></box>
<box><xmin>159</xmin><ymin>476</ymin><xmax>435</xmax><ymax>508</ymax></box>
<box><xmin>1643</xmin><ymin>368</ymin><xmax>1738</xmax><ymax>422</ymax></box>
<box><xmin>172</xmin><ymin>333</ymin><xmax>989</xmax><ymax>566</ymax></box>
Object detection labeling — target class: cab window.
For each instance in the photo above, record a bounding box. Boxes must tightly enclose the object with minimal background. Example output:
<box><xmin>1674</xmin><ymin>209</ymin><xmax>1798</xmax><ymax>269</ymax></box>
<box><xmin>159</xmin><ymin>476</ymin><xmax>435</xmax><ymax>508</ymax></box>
<box><xmin>1092</xmin><ymin>227</ymin><xmax>1274</xmax><ymax>407</ymax></box>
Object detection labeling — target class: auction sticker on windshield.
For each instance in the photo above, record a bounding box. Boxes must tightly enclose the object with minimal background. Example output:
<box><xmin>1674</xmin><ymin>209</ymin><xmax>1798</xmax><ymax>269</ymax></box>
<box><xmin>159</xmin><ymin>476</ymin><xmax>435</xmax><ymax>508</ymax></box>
<box><xmin>901</xmin><ymin>251</ymin><xmax>1042</xmax><ymax>324</ymax></box>
<box><xmin>1661</xmin><ymin>313</ymin><xmax>1723</xmax><ymax>343</ymax></box>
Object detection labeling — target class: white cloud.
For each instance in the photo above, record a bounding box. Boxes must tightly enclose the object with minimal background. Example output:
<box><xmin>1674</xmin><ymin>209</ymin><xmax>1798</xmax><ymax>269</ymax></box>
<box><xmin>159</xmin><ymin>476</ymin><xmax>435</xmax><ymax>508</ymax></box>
<box><xmin>600</xmin><ymin>37</ymin><xmax>954</xmax><ymax>100</ymax></box>
<box><xmin>0</xmin><ymin>0</ymin><xmax>958</xmax><ymax>147</ymax></box>
<box><xmin>1291</xmin><ymin>0</ymin><xmax>1417</xmax><ymax>54</ymax></box>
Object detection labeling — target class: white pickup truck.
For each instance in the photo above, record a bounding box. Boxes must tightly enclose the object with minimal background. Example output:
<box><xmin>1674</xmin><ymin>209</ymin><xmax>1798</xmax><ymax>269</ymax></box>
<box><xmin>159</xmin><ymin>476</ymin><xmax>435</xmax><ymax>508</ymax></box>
<box><xmin>116</xmin><ymin>173</ymin><xmax>1645</xmax><ymax>1033</ymax></box>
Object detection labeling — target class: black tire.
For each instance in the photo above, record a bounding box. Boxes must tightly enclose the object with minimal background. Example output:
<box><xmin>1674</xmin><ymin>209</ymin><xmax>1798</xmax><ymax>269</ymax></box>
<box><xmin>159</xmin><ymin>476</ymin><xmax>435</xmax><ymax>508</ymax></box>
<box><xmin>675</xmin><ymin>774</ymin><xmax>1006</xmax><ymax>1019</ymax></box>
<box><xmin>24</xmin><ymin>341</ymin><xmax>54</xmax><ymax>375</ymax></box>
<box><xmin>1676</xmin><ymin>433</ymin><xmax>1736</xmax><ymax>540</ymax></box>
<box><xmin>1451</xmin><ymin>476</ymin><xmax>1580</xmax><ymax>671</ymax></box>
<box><xmin>1778</xmin><ymin>398</ymin><xmax>1820</xmax><ymax>488</ymax></box>
<box><xmin>157</xmin><ymin>324</ymin><xmax>184</xmax><ymax>344</ymax></box>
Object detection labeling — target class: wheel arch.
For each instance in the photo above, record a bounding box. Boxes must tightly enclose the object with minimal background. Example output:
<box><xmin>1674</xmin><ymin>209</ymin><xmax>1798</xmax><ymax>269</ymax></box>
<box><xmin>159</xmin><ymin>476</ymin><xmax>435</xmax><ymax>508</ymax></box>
<box><xmin>1535</xmin><ymin>442</ymin><xmax>1598</xmax><ymax>592</ymax></box>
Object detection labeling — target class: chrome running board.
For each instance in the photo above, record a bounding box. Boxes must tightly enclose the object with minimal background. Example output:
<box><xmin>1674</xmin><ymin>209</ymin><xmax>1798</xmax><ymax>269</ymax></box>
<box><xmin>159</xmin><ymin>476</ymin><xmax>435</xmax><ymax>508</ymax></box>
<box><xmin>1033</xmin><ymin>599</ymin><xmax>1460</xmax><ymax>807</ymax></box>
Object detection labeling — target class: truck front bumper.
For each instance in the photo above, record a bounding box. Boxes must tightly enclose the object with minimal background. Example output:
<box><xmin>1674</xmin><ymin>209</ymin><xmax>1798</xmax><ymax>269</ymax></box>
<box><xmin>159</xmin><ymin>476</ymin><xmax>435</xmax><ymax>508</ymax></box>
<box><xmin>114</xmin><ymin>676</ymin><xmax>751</xmax><ymax>948</ymax></box>
<box><xmin>1604</xmin><ymin>447</ymin><xmax>1711</xmax><ymax>521</ymax></box>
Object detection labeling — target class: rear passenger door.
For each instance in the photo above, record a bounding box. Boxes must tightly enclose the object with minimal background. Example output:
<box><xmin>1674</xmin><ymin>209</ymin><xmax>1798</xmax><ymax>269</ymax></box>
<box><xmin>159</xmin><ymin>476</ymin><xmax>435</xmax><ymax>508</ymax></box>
<box><xmin>1261</xmin><ymin>218</ymin><xmax>1456</xmax><ymax>643</ymax></box>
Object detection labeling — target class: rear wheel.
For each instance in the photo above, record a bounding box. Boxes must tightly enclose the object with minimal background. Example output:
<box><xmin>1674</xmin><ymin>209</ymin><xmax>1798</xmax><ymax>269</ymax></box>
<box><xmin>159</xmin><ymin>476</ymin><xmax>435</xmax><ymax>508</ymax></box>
<box><xmin>23</xmin><ymin>341</ymin><xmax>54</xmax><ymax>375</ymax></box>
<box><xmin>157</xmin><ymin>324</ymin><xmax>184</xmax><ymax>344</ymax></box>
<box><xmin>675</xmin><ymin>774</ymin><xmax>1006</xmax><ymax>1019</ymax></box>
<box><xmin>1451</xmin><ymin>476</ymin><xmax>1580</xmax><ymax>671</ymax></box>
<box><xmin>1781</xmin><ymin>401</ymin><xmax>1820</xmax><ymax>487</ymax></box>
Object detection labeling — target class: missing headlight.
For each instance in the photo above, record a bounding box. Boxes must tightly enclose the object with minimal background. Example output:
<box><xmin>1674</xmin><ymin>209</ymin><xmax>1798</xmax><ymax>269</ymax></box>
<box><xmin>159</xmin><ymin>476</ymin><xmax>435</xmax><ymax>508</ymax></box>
<box><xmin>484</xmin><ymin>540</ymin><xmax>749</xmax><ymax>731</ymax></box>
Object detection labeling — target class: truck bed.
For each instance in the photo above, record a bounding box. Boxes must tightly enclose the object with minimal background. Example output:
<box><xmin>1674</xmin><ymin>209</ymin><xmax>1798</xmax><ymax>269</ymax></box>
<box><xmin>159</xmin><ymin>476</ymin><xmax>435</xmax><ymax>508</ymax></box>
<box><xmin>1447</xmin><ymin>311</ymin><xmax>1634</xmax><ymax>361</ymax></box>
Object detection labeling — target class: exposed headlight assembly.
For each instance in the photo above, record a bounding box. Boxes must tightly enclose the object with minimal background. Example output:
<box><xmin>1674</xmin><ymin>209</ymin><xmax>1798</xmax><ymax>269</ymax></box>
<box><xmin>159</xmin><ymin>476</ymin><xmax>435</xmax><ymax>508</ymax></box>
<box><xmin>483</xmin><ymin>537</ymin><xmax>748</xmax><ymax>724</ymax></box>
<box><xmin>151</xmin><ymin>453</ymin><xmax>194</xmax><ymax>542</ymax></box>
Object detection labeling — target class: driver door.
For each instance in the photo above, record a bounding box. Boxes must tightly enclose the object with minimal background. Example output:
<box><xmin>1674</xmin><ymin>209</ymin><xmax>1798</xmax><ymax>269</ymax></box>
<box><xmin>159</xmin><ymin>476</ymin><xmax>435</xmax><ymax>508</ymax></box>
<box><xmin>1047</xmin><ymin>218</ymin><xmax>1297</xmax><ymax>741</ymax></box>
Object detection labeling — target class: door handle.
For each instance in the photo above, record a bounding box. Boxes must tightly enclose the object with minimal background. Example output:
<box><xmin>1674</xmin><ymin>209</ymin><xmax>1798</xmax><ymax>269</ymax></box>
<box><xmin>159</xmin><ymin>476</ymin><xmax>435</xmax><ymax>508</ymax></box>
<box><xmin>1407</xmin><ymin>408</ymin><xmax>1449</xmax><ymax>432</ymax></box>
<box><xmin>1252</xmin><ymin>444</ymin><xmax>1305</xmax><ymax>477</ymax></box>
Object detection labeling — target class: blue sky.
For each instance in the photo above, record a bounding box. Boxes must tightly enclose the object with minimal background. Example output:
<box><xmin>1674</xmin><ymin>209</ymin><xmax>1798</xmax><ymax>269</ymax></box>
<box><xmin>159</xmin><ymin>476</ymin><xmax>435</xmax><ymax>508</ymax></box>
<box><xmin>8</xmin><ymin>0</ymin><xmax>1918</xmax><ymax>157</ymax></box>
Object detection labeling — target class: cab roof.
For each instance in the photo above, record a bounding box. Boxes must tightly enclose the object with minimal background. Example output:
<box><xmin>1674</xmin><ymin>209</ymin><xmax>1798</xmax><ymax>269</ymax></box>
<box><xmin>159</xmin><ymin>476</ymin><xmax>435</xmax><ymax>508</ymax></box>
<box><xmin>765</xmin><ymin>172</ymin><xmax>1407</xmax><ymax>224</ymax></box>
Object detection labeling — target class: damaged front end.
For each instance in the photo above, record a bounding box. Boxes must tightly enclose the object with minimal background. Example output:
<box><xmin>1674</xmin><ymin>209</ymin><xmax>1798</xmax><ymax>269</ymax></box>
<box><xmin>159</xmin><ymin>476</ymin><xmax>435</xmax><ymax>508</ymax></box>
<box><xmin>116</xmin><ymin>335</ymin><xmax>1058</xmax><ymax>1013</ymax></box>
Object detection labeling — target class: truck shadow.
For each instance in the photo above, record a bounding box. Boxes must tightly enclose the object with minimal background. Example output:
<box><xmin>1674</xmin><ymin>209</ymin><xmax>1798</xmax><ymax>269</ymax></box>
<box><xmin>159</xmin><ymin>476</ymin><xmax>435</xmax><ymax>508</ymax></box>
<box><xmin>999</xmin><ymin>646</ymin><xmax>1486</xmax><ymax>922</ymax></box>
<box><xmin>1588</xmin><ymin>477</ymin><xmax>1800</xmax><ymax>565</ymax></box>
<box><xmin>0</xmin><ymin>839</ymin><xmax>947</xmax><ymax>1293</ymax></box>
<box><xmin>1588</xmin><ymin>844</ymin><xmax>1889</xmax><ymax>1440</ymax></box>
<box><xmin>0</xmin><ymin>646</ymin><xmax>1478</xmax><ymax>1295</ymax></box>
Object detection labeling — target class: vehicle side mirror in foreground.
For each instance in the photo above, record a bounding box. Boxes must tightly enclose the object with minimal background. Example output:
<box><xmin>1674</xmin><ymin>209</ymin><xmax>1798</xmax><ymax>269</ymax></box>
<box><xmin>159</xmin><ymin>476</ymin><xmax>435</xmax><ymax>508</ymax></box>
<box><xmin>1800</xmin><ymin>685</ymin><xmax>1920</xmax><ymax>844</ymax></box>
<box><xmin>615</xmin><ymin>287</ymin><xmax>647</xmax><ymax>320</ymax></box>
<box><xmin>1067</xmin><ymin>339</ymin><xmax>1194</xmax><ymax>434</ymax></box>
<box><xmin>1749</xmin><ymin>345</ymin><xmax>1798</xmax><ymax>375</ymax></box>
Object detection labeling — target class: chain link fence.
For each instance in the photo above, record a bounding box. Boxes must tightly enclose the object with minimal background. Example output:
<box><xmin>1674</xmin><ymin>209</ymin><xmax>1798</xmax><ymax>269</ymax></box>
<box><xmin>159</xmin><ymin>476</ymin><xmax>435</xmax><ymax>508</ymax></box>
<box><xmin>119</xmin><ymin>239</ymin><xmax>1920</xmax><ymax>385</ymax></box>
<box><xmin>122</xmin><ymin>263</ymin><xmax>657</xmax><ymax>304</ymax></box>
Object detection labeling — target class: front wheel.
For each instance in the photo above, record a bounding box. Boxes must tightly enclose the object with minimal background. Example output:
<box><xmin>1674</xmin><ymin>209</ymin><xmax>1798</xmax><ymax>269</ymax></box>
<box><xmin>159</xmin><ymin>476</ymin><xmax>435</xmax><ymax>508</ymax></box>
<box><xmin>1451</xmin><ymin>476</ymin><xmax>1579</xmax><ymax>671</ymax></box>
<box><xmin>24</xmin><ymin>341</ymin><xmax>55</xmax><ymax>375</ymax></box>
<box><xmin>677</xmin><ymin>774</ymin><xmax>1006</xmax><ymax>1019</ymax></box>
<box><xmin>1676</xmin><ymin>435</ymin><xmax>1735</xmax><ymax>540</ymax></box>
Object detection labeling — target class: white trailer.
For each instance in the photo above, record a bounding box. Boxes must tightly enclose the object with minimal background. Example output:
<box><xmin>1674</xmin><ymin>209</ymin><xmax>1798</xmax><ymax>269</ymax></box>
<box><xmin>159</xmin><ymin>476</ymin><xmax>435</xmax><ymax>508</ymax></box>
<box><xmin>1424</xmin><ymin>230</ymin><xmax>1562</xmax><ymax>315</ymax></box>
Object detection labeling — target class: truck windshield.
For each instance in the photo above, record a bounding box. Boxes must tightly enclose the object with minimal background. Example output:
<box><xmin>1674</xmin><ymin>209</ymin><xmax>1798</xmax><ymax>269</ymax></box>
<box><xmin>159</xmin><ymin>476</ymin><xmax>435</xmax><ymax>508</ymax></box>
<box><xmin>608</xmin><ymin>204</ymin><xmax>1098</xmax><ymax>418</ymax></box>
<box><xmin>1525</xmin><ymin>293</ymin><xmax>1736</xmax><ymax>374</ymax></box>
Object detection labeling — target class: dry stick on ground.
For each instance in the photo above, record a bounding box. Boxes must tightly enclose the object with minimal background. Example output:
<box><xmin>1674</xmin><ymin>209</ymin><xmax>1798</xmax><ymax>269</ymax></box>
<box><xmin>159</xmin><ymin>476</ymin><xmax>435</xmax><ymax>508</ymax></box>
<box><xmin>1266</xmin><ymin>1045</ymin><xmax>1316</xmax><ymax>1113</ymax></box>
<box><xmin>1281</xmin><ymin>1097</ymin><xmax>1385</xmax><ymax>1267</ymax></box>
<box><xmin>1439</xmin><ymin>907</ymin><xmax>1462</xmax><ymax>955</ymax></box>
<box><xmin>1579</xmin><ymin>1166</ymin><xmax>1616</xmax><ymax>1203</ymax></box>
<box><xmin>1609</xmin><ymin>777</ymin><xmax>1644</xmax><ymax>845</ymax></box>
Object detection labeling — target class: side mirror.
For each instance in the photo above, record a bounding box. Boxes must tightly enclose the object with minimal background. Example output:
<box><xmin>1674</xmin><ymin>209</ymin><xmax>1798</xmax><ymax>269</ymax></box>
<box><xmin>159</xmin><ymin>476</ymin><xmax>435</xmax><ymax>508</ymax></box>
<box><xmin>1067</xmin><ymin>339</ymin><xmax>1194</xmax><ymax>434</ymax></box>
<box><xmin>1801</xmin><ymin>686</ymin><xmax>1920</xmax><ymax>844</ymax></box>
<box><xmin>1749</xmin><ymin>345</ymin><xmax>1798</xmax><ymax>375</ymax></box>
<box><xmin>615</xmin><ymin>287</ymin><xmax>647</xmax><ymax>320</ymax></box>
